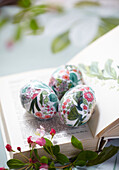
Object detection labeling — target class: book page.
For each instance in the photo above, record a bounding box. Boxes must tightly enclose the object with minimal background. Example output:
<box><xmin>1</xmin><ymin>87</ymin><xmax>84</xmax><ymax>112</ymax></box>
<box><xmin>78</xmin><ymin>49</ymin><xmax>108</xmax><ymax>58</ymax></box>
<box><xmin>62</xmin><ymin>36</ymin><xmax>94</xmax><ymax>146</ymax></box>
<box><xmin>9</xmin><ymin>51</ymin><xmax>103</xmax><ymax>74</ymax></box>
<box><xmin>0</xmin><ymin>68</ymin><xmax>93</xmax><ymax>154</ymax></box>
<box><xmin>67</xmin><ymin>26</ymin><xmax>119</xmax><ymax>137</ymax></box>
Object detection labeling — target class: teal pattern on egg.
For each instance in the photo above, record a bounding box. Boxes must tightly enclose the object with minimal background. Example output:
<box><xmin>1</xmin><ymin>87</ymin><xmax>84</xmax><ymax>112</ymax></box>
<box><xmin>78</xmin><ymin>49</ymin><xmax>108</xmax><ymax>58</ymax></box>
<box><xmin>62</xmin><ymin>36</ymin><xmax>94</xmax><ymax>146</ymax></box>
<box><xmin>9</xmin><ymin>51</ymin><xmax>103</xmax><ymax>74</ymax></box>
<box><xmin>59</xmin><ymin>85</ymin><xmax>96</xmax><ymax>127</ymax></box>
<box><xmin>49</xmin><ymin>65</ymin><xmax>83</xmax><ymax>99</ymax></box>
<box><xmin>20</xmin><ymin>80</ymin><xmax>59</xmax><ymax>120</ymax></box>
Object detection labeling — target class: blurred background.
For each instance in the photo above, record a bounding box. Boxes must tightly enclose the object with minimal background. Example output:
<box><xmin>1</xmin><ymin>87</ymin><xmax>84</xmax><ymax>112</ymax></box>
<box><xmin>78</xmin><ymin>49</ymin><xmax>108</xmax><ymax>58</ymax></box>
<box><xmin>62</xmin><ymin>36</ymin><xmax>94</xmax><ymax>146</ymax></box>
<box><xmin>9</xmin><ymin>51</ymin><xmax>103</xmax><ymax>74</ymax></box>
<box><xmin>0</xmin><ymin>0</ymin><xmax>119</xmax><ymax>76</ymax></box>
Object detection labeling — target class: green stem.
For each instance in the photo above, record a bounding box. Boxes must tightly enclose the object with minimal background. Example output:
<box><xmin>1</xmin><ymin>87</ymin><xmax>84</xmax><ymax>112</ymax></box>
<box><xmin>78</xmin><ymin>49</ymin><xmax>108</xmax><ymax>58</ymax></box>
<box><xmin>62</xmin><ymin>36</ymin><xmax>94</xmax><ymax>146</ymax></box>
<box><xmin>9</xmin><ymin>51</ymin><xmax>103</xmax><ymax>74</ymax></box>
<box><xmin>55</xmin><ymin>162</ymin><xmax>73</xmax><ymax>169</ymax></box>
<box><xmin>50</xmin><ymin>140</ymin><xmax>56</xmax><ymax>160</ymax></box>
<box><xmin>19</xmin><ymin>152</ymin><xmax>29</xmax><ymax>162</ymax></box>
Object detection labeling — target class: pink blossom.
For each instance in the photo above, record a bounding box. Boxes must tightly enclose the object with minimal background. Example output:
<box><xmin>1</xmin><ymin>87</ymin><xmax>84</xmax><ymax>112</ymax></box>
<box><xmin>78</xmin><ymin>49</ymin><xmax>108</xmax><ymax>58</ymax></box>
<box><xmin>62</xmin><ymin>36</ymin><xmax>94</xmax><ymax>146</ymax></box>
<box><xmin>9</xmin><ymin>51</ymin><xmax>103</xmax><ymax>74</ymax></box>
<box><xmin>39</xmin><ymin>163</ymin><xmax>48</xmax><ymax>170</ymax></box>
<box><xmin>83</xmin><ymin>105</ymin><xmax>87</xmax><ymax>110</ymax></box>
<box><xmin>32</xmin><ymin>93</ymin><xmax>38</xmax><ymax>99</ymax></box>
<box><xmin>0</xmin><ymin>167</ymin><xmax>5</xmax><ymax>170</ymax></box>
<box><xmin>5</xmin><ymin>144</ymin><xmax>12</xmax><ymax>152</ymax></box>
<box><xmin>62</xmin><ymin>75</ymin><xmax>69</xmax><ymax>80</ymax></box>
<box><xmin>35</xmin><ymin>126</ymin><xmax>45</xmax><ymax>137</ymax></box>
<box><xmin>50</xmin><ymin>128</ymin><xmax>56</xmax><ymax>137</ymax></box>
<box><xmin>27</xmin><ymin>136</ymin><xmax>33</xmax><ymax>144</ymax></box>
<box><xmin>36</xmin><ymin>137</ymin><xmax>46</xmax><ymax>146</ymax></box>
<box><xmin>84</xmin><ymin>92</ymin><xmax>94</xmax><ymax>102</ymax></box>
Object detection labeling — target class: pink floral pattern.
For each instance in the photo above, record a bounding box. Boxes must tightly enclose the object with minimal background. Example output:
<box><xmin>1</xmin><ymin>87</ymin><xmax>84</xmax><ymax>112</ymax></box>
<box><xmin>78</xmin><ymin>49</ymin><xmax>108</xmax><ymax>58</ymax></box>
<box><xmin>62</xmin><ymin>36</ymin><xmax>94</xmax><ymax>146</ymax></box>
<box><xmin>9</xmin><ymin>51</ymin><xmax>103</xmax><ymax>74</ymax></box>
<box><xmin>59</xmin><ymin>85</ymin><xmax>96</xmax><ymax>127</ymax></box>
<box><xmin>20</xmin><ymin>80</ymin><xmax>59</xmax><ymax>120</ymax></box>
<box><xmin>49</xmin><ymin>65</ymin><xmax>83</xmax><ymax>99</ymax></box>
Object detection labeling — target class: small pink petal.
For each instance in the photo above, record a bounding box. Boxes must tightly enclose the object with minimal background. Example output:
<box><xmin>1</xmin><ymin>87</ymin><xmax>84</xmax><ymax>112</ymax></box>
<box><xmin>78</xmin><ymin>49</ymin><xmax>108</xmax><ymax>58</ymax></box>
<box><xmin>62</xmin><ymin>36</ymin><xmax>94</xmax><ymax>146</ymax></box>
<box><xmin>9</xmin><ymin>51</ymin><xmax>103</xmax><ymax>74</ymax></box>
<box><xmin>36</xmin><ymin>138</ymin><xmax>46</xmax><ymax>146</ymax></box>
<box><xmin>40</xmin><ymin>163</ymin><xmax>48</xmax><ymax>169</ymax></box>
<box><xmin>6</xmin><ymin>41</ymin><xmax>14</xmax><ymax>49</ymax></box>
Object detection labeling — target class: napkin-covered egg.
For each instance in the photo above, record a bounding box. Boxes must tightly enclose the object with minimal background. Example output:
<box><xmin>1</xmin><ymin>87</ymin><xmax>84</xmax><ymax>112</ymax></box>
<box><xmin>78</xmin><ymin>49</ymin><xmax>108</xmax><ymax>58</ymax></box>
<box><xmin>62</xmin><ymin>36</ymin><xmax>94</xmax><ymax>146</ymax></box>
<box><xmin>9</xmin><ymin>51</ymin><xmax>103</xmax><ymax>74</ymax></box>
<box><xmin>59</xmin><ymin>85</ymin><xmax>96</xmax><ymax>127</ymax></box>
<box><xmin>49</xmin><ymin>65</ymin><xmax>83</xmax><ymax>99</ymax></box>
<box><xmin>20</xmin><ymin>80</ymin><xmax>59</xmax><ymax>120</ymax></box>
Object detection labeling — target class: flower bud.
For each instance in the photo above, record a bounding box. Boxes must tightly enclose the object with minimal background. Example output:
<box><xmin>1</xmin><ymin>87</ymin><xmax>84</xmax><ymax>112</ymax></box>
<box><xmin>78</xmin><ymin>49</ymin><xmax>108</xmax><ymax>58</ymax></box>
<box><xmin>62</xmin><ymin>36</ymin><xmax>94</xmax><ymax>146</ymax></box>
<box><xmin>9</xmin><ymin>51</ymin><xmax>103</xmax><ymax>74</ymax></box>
<box><xmin>17</xmin><ymin>147</ymin><xmax>21</xmax><ymax>152</ymax></box>
<box><xmin>50</xmin><ymin>128</ymin><xmax>56</xmax><ymax>137</ymax></box>
<box><xmin>5</xmin><ymin>144</ymin><xmax>12</xmax><ymax>152</ymax></box>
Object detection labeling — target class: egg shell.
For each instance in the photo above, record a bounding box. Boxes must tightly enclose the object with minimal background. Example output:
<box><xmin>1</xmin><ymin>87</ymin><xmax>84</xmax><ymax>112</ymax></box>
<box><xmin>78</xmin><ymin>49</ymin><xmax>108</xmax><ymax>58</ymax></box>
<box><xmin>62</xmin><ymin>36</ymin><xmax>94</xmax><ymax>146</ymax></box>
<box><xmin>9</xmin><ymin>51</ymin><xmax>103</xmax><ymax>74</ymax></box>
<box><xmin>20</xmin><ymin>80</ymin><xmax>59</xmax><ymax>120</ymax></box>
<box><xmin>59</xmin><ymin>85</ymin><xmax>96</xmax><ymax>127</ymax></box>
<box><xmin>49</xmin><ymin>65</ymin><xmax>83</xmax><ymax>99</ymax></box>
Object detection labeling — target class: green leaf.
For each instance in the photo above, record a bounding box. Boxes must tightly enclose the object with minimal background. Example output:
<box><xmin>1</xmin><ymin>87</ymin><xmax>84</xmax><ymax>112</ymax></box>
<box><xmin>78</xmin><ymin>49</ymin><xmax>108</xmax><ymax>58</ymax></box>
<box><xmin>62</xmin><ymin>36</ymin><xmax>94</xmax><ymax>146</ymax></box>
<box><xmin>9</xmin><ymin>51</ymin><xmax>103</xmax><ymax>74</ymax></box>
<box><xmin>29</xmin><ymin>5</ymin><xmax>48</xmax><ymax>16</ymax></box>
<box><xmin>52</xmin><ymin>31</ymin><xmax>70</xmax><ymax>53</ymax></box>
<box><xmin>74</xmin><ymin>160</ymin><xmax>86</xmax><ymax>167</ymax></box>
<box><xmin>34</xmin><ymin>149</ymin><xmax>40</xmax><ymax>161</ymax></box>
<box><xmin>44</xmin><ymin>138</ymin><xmax>53</xmax><ymax>147</ymax></box>
<box><xmin>49</xmin><ymin>94</ymin><xmax>58</xmax><ymax>102</ymax></box>
<box><xmin>43</xmin><ymin>138</ymin><xmax>53</xmax><ymax>155</ymax></box>
<box><xmin>103</xmin><ymin>59</ymin><xmax>117</xmax><ymax>79</ymax></box>
<box><xmin>40</xmin><ymin>93</ymin><xmax>43</xmax><ymax>106</ymax></box>
<box><xmin>75</xmin><ymin>1</ymin><xmax>100</xmax><ymax>7</ymax></box>
<box><xmin>89</xmin><ymin>62</ymin><xmax>99</xmax><ymax>75</ymax></box>
<box><xmin>14</xmin><ymin>25</ymin><xmax>22</xmax><ymax>41</ymax></box>
<box><xmin>111</xmin><ymin>68</ymin><xmax>117</xmax><ymax>79</ymax></box>
<box><xmin>34</xmin><ymin>162</ymin><xmax>40</xmax><ymax>170</ymax></box>
<box><xmin>34</xmin><ymin>97</ymin><xmax>41</xmax><ymax>111</ymax></box>
<box><xmin>71</xmin><ymin>136</ymin><xmax>83</xmax><ymax>151</ymax></box>
<box><xmin>42</xmin><ymin>90</ymin><xmax>48</xmax><ymax>95</ymax></box>
<box><xmin>53</xmin><ymin>102</ymin><xmax>58</xmax><ymax>112</ymax></box>
<box><xmin>92</xmin><ymin>17</ymin><xmax>119</xmax><ymax>43</ymax></box>
<box><xmin>70</xmin><ymin>73</ymin><xmax>78</xmax><ymax>84</ymax></box>
<box><xmin>89</xmin><ymin>103</ymin><xmax>92</xmax><ymax>109</ymax></box>
<box><xmin>68</xmin><ymin>107</ymin><xmax>79</xmax><ymax>120</ymax></box>
<box><xmin>40</xmin><ymin>156</ymin><xmax>48</xmax><ymax>164</ymax></box>
<box><xmin>77</xmin><ymin>150</ymin><xmax>98</xmax><ymax>161</ymax></box>
<box><xmin>78</xmin><ymin>64</ymin><xmax>87</xmax><ymax>73</ymax></box>
<box><xmin>44</xmin><ymin>96</ymin><xmax>49</xmax><ymax>104</ymax></box>
<box><xmin>0</xmin><ymin>18</ymin><xmax>8</xmax><ymax>29</ymax></box>
<box><xmin>30</xmin><ymin>19</ymin><xmax>39</xmax><ymax>31</ymax></box>
<box><xmin>56</xmin><ymin>153</ymin><xmax>69</xmax><ymax>165</ymax></box>
<box><xmin>56</xmin><ymin>78</ymin><xmax>62</xmax><ymax>84</ymax></box>
<box><xmin>87</xmin><ymin>145</ymin><xmax>119</xmax><ymax>166</ymax></box>
<box><xmin>83</xmin><ymin>98</ymin><xmax>88</xmax><ymax>105</ymax></box>
<box><xmin>51</xmin><ymin>145</ymin><xmax>60</xmax><ymax>156</ymax></box>
<box><xmin>29</xmin><ymin>99</ymin><xmax>35</xmax><ymax>113</ymax></box>
<box><xmin>49</xmin><ymin>161</ymin><xmax>56</xmax><ymax>170</ymax></box>
<box><xmin>18</xmin><ymin>0</ymin><xmax>31</xmax><ymax>8</ymax></box>
<box><xmin>117</xmin><ymin>76</ymin><xmax>119</xmax><ymax>84</ymax></box>
<box><xmin>7</xmin><ymin>159</ymin><xmax>26</xmax><ymax>169</ymax></box>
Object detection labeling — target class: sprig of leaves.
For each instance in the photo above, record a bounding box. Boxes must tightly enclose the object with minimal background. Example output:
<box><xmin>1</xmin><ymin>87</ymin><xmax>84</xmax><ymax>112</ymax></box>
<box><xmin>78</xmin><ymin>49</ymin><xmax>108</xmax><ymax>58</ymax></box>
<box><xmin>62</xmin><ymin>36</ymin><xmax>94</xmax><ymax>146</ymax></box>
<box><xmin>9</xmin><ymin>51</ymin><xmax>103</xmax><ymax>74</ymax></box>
<box><xmin>6</xmin><ymin>135</ymin><xmax>119</xmax><ymax>169</ymax></box>
<box><xmin>78</xmin><ymin>59</ymin><xmax>119</xmax><ymax>85</ymax></box>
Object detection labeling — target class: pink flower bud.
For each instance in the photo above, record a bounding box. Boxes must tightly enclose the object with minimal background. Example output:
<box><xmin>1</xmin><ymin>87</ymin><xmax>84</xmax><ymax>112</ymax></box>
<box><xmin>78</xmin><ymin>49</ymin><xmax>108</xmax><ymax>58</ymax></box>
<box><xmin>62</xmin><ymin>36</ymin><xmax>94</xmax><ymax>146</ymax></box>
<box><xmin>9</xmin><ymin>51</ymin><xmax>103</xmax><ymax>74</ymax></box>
<box><xmin>36</xmin><ymin>137</ymin><xmax>46</xmax><ymax>146</ymax></box>
<box><xmin>17</xmin><ymin>147</ymin><xmax>21</xmax><ymax>152</ymax></box>
<box><xmin>5</xmin><ymin>144</ymin><xmax>12</xmax><ymax>152</ymax></box>
<box><xmin>40</xmin><ymin>163</ymin><xmax>48</xmax><ymax>169</ymax></box>
<box><xmin>50</xmin><ymin>128</ymin><xmax>56</xmax><ymax>137</ymax></box>
<box><xmin>0</xmin><ymin>167</ymin><xmax>5</xmax><ymax>170</ymax></box>
<box><xmin>27</xmin><ymin>136</ymin><xmax>33</xmax><ymax>144</ymax></box>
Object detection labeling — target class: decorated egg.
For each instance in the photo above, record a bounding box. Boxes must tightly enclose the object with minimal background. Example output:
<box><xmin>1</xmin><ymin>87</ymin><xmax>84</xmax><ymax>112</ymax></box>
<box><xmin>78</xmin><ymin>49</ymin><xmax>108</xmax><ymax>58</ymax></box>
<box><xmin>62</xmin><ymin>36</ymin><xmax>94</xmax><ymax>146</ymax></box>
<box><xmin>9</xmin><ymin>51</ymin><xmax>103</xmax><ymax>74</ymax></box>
<box><xmin>49</xmin><ymin>65</ymin><xmax>83</xmax><ymax>99</ymax></box>
<box><xmin>59</xmin><ymin>85</ymin><xmax>96</xmax><ymax>127</ymax></box>
<box><xmin>20</xmin><ymin>80</ymin><xmax>59</xmax><ymax>120</ymax></box>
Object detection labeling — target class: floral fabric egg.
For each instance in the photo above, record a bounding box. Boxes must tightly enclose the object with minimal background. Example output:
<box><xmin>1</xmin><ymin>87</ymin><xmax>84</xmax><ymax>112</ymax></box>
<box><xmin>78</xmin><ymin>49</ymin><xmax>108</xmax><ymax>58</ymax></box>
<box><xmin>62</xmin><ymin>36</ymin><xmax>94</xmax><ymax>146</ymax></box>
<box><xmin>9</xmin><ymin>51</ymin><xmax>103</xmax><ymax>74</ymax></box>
<box><xmin>49</xmin><ymin>65</ymin><xmax>83</xmax><ymax>99</ymax></box>
<box><xmin>59</xmin><ymin>85</ymin><xmax>96</xmax><ymax>127</ymax></box>
<box><xmin>20</xmin><ymin>80</ymin><xmax>59</xmax><ymax>120</ymax></box>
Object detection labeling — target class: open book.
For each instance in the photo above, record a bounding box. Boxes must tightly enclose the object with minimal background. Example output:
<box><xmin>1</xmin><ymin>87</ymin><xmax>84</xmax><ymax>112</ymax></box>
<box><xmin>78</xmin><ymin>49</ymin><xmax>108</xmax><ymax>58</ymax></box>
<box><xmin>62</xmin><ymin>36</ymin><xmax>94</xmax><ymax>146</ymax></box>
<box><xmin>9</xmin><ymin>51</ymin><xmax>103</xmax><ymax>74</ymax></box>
<box><xmin>0</xmin><ymin>26</ymin><xmax>119</xmax><ymax>160</ymax></box>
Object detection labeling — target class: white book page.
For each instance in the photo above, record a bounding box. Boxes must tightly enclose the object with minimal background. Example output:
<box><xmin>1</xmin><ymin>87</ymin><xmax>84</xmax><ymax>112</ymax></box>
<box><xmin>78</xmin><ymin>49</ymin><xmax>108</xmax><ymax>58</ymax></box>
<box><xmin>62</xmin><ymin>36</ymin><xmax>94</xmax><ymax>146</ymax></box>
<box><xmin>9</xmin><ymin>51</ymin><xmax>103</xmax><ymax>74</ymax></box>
<box><xmin>67</xmin><ymin>26</ymin><xmax>119</xmax><ymax>137</ymax></box>
<box><xmin>0</xmin><ymin>68</ymin><xmax>93</xmax><ymax>154</ymax></box>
